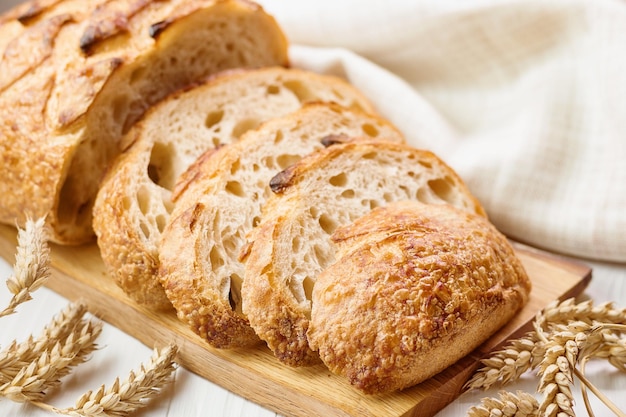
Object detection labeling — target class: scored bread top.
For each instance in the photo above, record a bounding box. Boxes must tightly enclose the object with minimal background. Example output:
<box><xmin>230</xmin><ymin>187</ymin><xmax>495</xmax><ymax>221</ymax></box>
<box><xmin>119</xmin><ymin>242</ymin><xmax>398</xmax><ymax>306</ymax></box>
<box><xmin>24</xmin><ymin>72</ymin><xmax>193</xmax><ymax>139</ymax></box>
<box><xmin>157</xmin><ymin>102</ymin><xmax>405</xmax><ymax>347</ymax></box>
<box><xmin>93</xmin><ymin>67</ymin><xmax>377</xmax><ymax>309</ymax></box>
<box><xmin>0</xmin><ymin>0</ymin><xmax>288</xmax><ymax>244</ymax></box>
<box><xmin>308</xmin><ymin>200</ymin><xmax>531</xmax><ymax>394</ymax></box>
<box><xmin>241</xmin><ymin>140</ymin><xmax>487</xmax><ymax>366</ymax></box>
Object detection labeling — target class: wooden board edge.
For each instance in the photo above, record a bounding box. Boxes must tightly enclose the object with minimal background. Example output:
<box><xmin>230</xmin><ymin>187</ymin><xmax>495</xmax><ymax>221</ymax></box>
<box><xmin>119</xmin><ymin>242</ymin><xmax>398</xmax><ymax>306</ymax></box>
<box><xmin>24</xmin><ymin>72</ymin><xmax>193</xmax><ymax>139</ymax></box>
<box><xmin>0</xmin><ymin>225</ymin><xmax>593</xmax><ymax>417</ymax></box>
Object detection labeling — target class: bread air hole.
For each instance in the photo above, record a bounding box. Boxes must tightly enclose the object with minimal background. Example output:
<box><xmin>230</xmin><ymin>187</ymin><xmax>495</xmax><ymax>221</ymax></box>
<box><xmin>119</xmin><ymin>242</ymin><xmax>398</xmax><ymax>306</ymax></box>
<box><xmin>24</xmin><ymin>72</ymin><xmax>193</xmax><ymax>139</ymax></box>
<box><xmin>419</xmin><ymin>160</ymin><xmax>433</xmax><ymax>169</ymax></box>
<box><xmin>139</xmin><ymin>221</ymin><xmax>151</xmax><ymax>240</ymax></box>
<box><xmin>266</xmin><ymin>84</ymin><xmax>280</xmax><ymax>95</ymax></box>
<box><xmin>329</xmin><ymin>172</ymin><xmax>348</xmax><ymax>187</ymax></box>
<box><xmin>361</xmin><ymin>123</ymin><xmax>379</xmax><ymax>137</ymax></box>
<box><xmin>147</xmin><ymin>142</ymin><xmax>176</xmax><ymax>191</ymax></box>
<box><xmin>427</xmin><ymin>177</ymin><xmax>456</xmax><ymax>203</ymax></box>
<box><xmin>318</xmin><ymin>213</ymin><xmax>338</xmax><ymax>235</ymax></box>
<box><xmin>341</xmin><ymin>189</ymin><xmax>355</xmax><ymax>198</ymax></box>
<box><xmin>210</xmin><ymin>245</ymin><xmax>224</xmax><ymax>269</ymax></box>
<box><xmin>302</xmin><ymin>276</ymin><xmax>314</xmax><ymax>307</ymax></box>
<box><xmin>231</xmin><ymin>118</ymin><xmax>260</xmax><ymax>138</ymax></box>
<box><xmin>363</xmin><ymin>199</ymin><xmax>381</xmax><ymax>210</ymax></box>
<box><xmin>228</xmin><ymin>273</ymin><xmax>243</xmax><ymax>313</ymax></box>
<box><xmin>262</xmin><ymin>156</ymin><xmax>276</xmax><ymax>170</ymax></box>
<box><xmin>276</xmin><ymin>154</ymin><xmax>301</xmax><ymax>170</ymax></box>
<box><xmin>112</xmin><ymin>95</ymin><xmax>130</xmax><ymax>127</ymax></box>
<box><xmin>205</xmin><ymin>109</ymin><xmax>224</xmax><ymax>129</ymax></box>
<box><xmin>291</xmin><ymin>235</ymin><xmax>302</xmax><ymax>252</ymax></box>
<box><xmin>136</xmin><ymin>185</ymin><xmax>151</xmax><ymax>216</ymax></box>
<box><xmin>283</xmin><ymin>80</ymin><xmax>315</xmax><ymax>103</ymax></box>
<box><xmin>225</xmin><ymin>180</ymin><xmax>245</xmax><ymax>197</ymax></box>
<box><xmin>156</xmin><ymin>214</ymin><xmax>167</xmax><ymax>233</ymax></box>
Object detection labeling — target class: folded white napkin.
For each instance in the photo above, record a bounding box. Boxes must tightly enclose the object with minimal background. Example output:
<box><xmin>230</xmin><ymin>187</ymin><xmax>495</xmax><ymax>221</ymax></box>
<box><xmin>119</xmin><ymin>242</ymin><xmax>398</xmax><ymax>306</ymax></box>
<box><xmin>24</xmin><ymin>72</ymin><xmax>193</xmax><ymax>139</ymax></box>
<box><xmin>258</xmin><ymin>0</ymin><xmax>626</xmax><ymax>263</ymax></box>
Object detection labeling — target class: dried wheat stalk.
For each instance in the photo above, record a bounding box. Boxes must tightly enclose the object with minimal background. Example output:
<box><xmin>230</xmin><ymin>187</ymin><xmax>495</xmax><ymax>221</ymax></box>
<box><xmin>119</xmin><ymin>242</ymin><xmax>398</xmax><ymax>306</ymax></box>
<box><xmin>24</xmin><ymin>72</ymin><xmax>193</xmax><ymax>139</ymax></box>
<box><xmin>1</xmin><ymin>217</ymin><xmax>50</xmax><ymax>318</ymax></box>
<box><xmin>34</xmin><ymin>344</ymin><xmax>178</xmax><ymax>417</ymax></box>
<box><xmin>2</xmin><ymin>219</ymin><xmax>179</xmax><ymax>416</ymax></box>
<box><xmin>465</xmin><ymin>298</ymin><xmax>626</xmax><ymax>417</ymax></box>
<box><xmin>467</xmin><ymin>390</ymin><xmax>539</xmax><ymax>417</ymax></box>
<box><xmin>0</xmin><ymin>302</ymin><xmax>89</xmax><ymax>385</ymax></box>
<box><xmin>0</xmin><ymin>317</ymin><xmax>102</xmax><ymax>402</ymax></box>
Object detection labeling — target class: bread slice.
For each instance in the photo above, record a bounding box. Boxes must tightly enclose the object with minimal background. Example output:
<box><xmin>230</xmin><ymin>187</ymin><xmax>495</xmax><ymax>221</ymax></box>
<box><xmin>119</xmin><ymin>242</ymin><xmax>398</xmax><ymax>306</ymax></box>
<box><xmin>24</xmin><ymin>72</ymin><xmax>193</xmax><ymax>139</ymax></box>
<box><xmin>157</xmin><ymin>102</ymin><xmax>405</xmax><ymax>347</ymax></box>
<box><xmin>308</xmin><ymin>200</ymin><xmax>531</xmax><ymax>394</ymax></box>
<box><xmin>0</xmin><ymin>0</ymin><xmax>288</xmax><ymax>244</ymax></box>
<box><xmin>93</xmin><ymin>68</ymin><xmax>377</xmax><ymax>309</ymax></box>
<box><xmin>241</xmin><ymin>140</ymin><xmax>487</xmax><ymax>366</ymax></box>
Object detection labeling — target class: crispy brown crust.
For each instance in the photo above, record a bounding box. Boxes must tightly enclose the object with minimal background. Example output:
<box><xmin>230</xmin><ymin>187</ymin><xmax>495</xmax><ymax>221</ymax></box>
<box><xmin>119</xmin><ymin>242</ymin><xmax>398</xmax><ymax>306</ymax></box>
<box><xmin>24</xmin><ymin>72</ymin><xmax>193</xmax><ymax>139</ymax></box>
<box><xmin>80</xmin><ymin>0</ymin><xmax>154</xmax><ymax>55</ymax></box>
<box><xmin>308</xmin><ymin>201</ymin><xmax>531</xmax><ymax>394</ymax></box>
<box><xmin>91</xmin><ymin>139</ymin><xmax>173</xmax><ymax>309</ymax></box>
<box><xmin>0</xmin><ymin>0</ymin><xmax>289</xmax><ymax>244</ymax></box>
<box><xmin>159</xmin><ymin>103</ymin><xmax>402</xmax><ymax>348</ymax></box>
<box><xmin>242</xmin><ymin>141</ymin><xmax>490</xmax><ymax>367</ymax></box>
<box><xmin>158</xmin><ymin>203</ymin><xmax>261</xmax><ymax>347</ymax></box>
<box><xmin>240</xmin><ymin>217</ymin><xmax>321</xmax><ymax>365</ymax></box>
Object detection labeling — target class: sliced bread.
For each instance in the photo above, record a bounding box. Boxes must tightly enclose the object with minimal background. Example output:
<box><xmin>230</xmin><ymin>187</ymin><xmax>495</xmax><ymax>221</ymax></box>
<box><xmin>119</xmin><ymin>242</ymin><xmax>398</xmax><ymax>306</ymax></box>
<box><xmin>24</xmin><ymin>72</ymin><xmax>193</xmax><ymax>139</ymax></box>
<box><xmin>308</xmin><ymin>200</ymin><xmax>531</xmax><ymax>394</ymax></box>
<box><xmin>241</xmin><ymin>140</ymin><xmax>487</xmax><ymax>366</ymax></box>
<box><xmin>157</xmin><ymin>102</ymin><xmax>405</xmax><ymax>347</ymax></box>
<box><xmin>93</xmin><ymin>68</ymin><xmax>377</xmax><ymax>309</ymax></box>
<box><xmin>0</xmin><ymin>0</ymin><xmax>288</xmax><ymax>244</ymax></box>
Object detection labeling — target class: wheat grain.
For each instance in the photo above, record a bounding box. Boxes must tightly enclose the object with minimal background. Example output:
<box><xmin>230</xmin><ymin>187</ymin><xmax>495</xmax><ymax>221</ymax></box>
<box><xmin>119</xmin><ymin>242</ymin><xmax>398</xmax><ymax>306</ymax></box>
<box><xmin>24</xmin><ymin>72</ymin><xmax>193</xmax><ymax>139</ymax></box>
<box><xmin>1</xmin><ymin>217</ymin><xmax>50</xmax><ymax>318</ymax></box>
<box><xmin>465</xmin><ymin>335</ymin><xmax>542</xmax><ymax>390</ymax></box>
<box><xmin>43</xmin><ymin>344</ymin><xmax>178</xmax><ymax>417</ymax></box>
<box><xmin>466</xmin><ymin>299</ymin><xmax>626</xmax><ymax>417</ymax></box>
<box><xmin>538</xmin><ymin>299</ymin><xmax>626</xmax><ymax>332</ymax></box>
<box><xmin>466</xmin><ymin>390</ymin><xmax>539</xmax><ymax>417</ymax></box>
<box><xmin>536</xmin><ymin>331</ymin><xmax>581</xmax><ymax>417</ymax></box>
<box><xmin>0</xmin><ymin>302</ymin><xmax>88</xmax><ymax>384</ymax></box>
<box><xmin>0</xmin><ymin>318</ymin><xmax>102</xmax><ymax>403</ymax></box>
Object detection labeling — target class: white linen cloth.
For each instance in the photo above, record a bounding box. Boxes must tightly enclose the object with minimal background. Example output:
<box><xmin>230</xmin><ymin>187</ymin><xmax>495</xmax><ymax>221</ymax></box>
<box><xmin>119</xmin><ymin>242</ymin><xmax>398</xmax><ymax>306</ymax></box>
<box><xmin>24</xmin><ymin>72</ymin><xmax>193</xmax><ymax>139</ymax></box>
<box><xmin>259</xmin><ymin>0</ymin><xmax>626</xmax><ymax>264</ymax></box>
<box><xmin>0</xmin><ymin>1</ymin><xmax>625</xmax><ymax>416</ymax></box>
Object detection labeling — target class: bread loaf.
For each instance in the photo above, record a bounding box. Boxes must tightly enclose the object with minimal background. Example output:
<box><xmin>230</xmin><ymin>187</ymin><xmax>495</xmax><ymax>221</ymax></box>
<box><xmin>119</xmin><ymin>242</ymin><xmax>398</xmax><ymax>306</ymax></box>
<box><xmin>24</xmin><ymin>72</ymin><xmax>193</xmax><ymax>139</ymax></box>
<box><xmin>93</xmin><ymin>68</ymin><xmax>376</xmax><ymax>309</ymax></box>
<box><xmin>0</xmin><ymin>0</ymin><xmax>288</xmax><ymax>244</ymax></box>
<box><xmin>158</xmin><ymin>102</ymin><xmax>405</xmax><ymax>347</ymax></box>
<box><xmin>308</xmin><ymin>200</ymin><xmax>531</xmax><ymax>394</ymax></box>
<box><xmin>241</xmin><ymin>140</ymin><xmax>487</xmax><ymax>366</ymax></box>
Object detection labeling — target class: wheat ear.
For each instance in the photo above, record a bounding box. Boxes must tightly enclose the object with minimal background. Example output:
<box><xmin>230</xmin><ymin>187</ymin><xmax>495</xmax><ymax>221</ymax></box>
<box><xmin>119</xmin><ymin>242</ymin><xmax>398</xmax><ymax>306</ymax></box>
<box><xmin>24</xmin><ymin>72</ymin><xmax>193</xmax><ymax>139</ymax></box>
<box><xmin>464</xmin><ymin>335</ymin><xmax>543</xmax><ymax>390</ymax></box>
<box><xmin>0</xmin><ymin>317</ymin><xmax>102</xmax><ymax>402</ymax></box>
<box><xmin>1</xmin><ymin>217</ymin><xmax>50</xmax><ymax>318</ymax></box>
<box><xmin>36</xmin><ymin>344</ymin><xmax>178</xmax><ymax>416</ymax></box>
<box><xmin>466</xmin><ymin>390</ymin><xmax>539</xmax><ymax>417</ymax></box>
<box><xmin>0</xmin><ymin>301</ymin><xmax>89</xmax><ymax>385</ymax></box>
<box><xmin>465</xmin><ymin>299</ymin><xmax>626</xmax><ymax>417</ymax></box>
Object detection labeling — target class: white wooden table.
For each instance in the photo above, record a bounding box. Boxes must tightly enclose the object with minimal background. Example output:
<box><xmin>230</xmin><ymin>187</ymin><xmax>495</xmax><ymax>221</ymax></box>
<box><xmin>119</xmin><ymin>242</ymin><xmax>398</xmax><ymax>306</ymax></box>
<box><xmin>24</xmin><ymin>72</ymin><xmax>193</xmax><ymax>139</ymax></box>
<box><xmin>1</xmin><ymin>252</ymin><xmax>625</xmax><ymax>417</ymax></box>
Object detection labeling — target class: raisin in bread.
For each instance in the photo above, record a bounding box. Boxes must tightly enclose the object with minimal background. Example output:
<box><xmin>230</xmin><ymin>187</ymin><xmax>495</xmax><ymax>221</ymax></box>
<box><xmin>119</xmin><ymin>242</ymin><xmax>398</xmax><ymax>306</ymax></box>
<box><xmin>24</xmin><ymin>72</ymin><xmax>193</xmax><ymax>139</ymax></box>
<box><xmin>158</xmin><ymin>102</ymin><xmax>404</xmax><ymax>347</ymax></box>
<box><xmin>93</xmin><ymin>68</ymin><xmax>376</xmax><ymax>309</ymax></box>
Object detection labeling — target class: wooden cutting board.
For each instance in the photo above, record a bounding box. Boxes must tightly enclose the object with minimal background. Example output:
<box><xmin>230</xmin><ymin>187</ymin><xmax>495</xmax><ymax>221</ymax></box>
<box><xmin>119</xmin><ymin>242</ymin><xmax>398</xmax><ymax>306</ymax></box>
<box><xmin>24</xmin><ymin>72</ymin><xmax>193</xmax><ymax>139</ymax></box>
<box><xmin>0</xmin><ymin>224</ymin><xmax>591</xmax><ymax>417</ymax></box>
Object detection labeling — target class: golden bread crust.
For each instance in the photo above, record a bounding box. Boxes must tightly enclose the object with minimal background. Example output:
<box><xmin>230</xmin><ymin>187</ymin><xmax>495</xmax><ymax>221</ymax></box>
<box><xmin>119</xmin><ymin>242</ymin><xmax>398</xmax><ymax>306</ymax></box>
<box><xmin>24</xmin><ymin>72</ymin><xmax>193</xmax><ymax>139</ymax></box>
<box><xmin>308</xmin><ymin>201</ymin><xmax>531</xmax><ymax>394</ymax></box>
<box><xmin>159</xmin><ymin>202</ymin><xmax>261</xmax><ymax>347</ymax></box>
<box><xmin>242</xmin><ymin>140</ymin><xmax>488</xmax><ymax>367</ymax></box>
<box><xmin>93</xmin><ymin>69</ymin><xmax>377</xmax><ymax>310</ymax></box>
<box><xmin>158</xmin><ymin>102</ymin><xmax>403</xmax><ymax>347</ymax></box>
<box><xmin>0</xmin><ymin>0</ymin><xmax>288</xmax><ymax>244</ymax></box>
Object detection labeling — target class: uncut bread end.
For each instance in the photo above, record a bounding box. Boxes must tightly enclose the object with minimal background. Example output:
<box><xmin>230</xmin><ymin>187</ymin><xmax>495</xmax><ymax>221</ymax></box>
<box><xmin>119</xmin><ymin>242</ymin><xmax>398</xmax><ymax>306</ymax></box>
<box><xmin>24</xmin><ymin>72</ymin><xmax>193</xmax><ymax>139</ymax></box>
<box><xmin>308</xmin><ymin>201</ymin><xmax>531</xmax><ymax>394</ymax></box>
<box><xmin>0</xmin><ymin>0</ymin><xmax>288</xmax><ymax>244</ymax></box>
